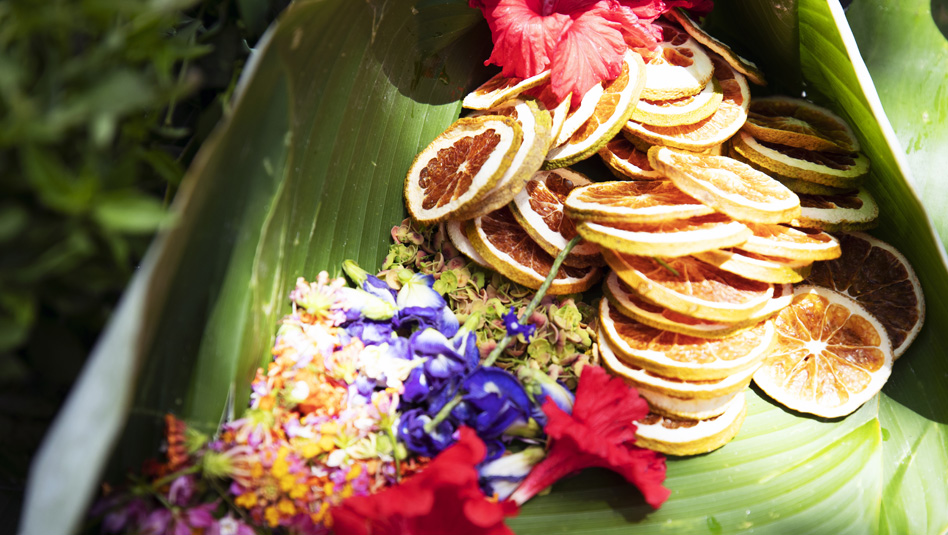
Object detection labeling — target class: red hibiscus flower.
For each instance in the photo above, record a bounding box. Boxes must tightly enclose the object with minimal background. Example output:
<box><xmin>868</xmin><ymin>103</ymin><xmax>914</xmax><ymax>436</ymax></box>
<box><xmin>332</xmin><ymin>427</ymin><xmax>518</xmax><ymax>535</ymax></box>
<box><xmin>509</xmin><ymin>365</ymin><xmax>670</xmax><ymax>508</ymax></box>
<box><xmin>469</xmin><ymin>0</ymin><xmax>713</xmax><ymax>103</ymax></box>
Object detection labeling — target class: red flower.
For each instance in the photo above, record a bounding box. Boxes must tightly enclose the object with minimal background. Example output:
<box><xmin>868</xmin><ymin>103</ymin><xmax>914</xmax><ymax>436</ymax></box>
<box><xmin>332</xmin><ymin>427</ymin><xmax>518</xmax><ymax>535</ymax></box>
<box><xmin>469</xmin><ymin>0</ymin><xmax>713</xmax><ymax>103</ymax></box>
<box><xmin>509</xmin><ymin>365</ymin><xmax>670</xmax><ymax>508</ymax></box>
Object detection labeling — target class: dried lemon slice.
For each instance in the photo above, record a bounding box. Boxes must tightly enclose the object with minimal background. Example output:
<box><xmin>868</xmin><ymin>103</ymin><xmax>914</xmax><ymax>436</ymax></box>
<box><xmin>791</xmin><ymin>188</ymin><xmax>879</xmax><ymax>231</ymax></box>
<box><xmin>466</xmin><ymin>206</ymin><xmax>601</xmax><ymax>294</ymax></box>
<box><xmin>731</xmin><ymin>131</ymin><xmax>869</xmax><ymax>188</ymax></box>
<box><xmin>462</xmin><ymin>70</ymin><xmax>551</xmax><ymax>110</ymax></box>
<box><xmin>753</xmin><ymin>285</ymin><xmax>893</xmax><ymax>418</ymax></box>
<box><xmin>564</xmin><ymin>180</ymin><xmax>714</xmax><ymax>224</ymax></box>
<box><xmin>455</xmin><ymin>99</ymin><xmax>552</xmax><ymax>219</ymax></box>
<box><xmin>405</xmin><ymin>115</ymin><xmax>522</xmax><ymax>223</ymax></box>
<box><xmin>743</xmin><ymin>96</ymin><xmax>859</xmax><ymax>153</ymax></box>
<box><xmin>603</xmin><ymin>250</ymin><xmax>774</xmax><ymax>322</ymax></box>
<box><xmin>693</xmin><ymin>248</ymin><xmax>812</xmax><ymax>284</ymax></box>
<box><xmin>545</xmin><ymin>52</ymin><xmax>647</xmax><ymax>169</ymax></box>
<box><xmin>625</xmin><ymin>54</ymin><xmax>749</xmax><ymax>151</ymax></box>
<box><xmin>445</xmin><ymin>219</ymin><xmax>491</xmax><ymax>269</ymax></box>
<box><xmin>605</xmin><ymin>271</ymin><xmax>790</xmax><ymax>339</ymax></box>
<box><xmin>649</xmin><ymin>147</ymin><xmax>801</xmax><ymax>224</ymax></box>
<box><xmin>597</xmin><ymin>137</ymin><xmax>664</xmax><ymax>180</ymax></box>
<box><xmin>577</xmin><ymin>213</ymin><xmax>751</xmax><ymax>258</ymax></box>
<box><xmin>642</xmin><ymin>21</ymin><xmax>714</xmax><ymax>100</ymax></box>
<box><xmin>632</xmin><ymin>78</ymin><xmax>723</xmax><ymax>127</ymax></box>
<box><xmin>667</xmin><ymin>8</ymin><xmax>767</xmax><ymax>86</ymax></box>
<box><xmin>740</xmin><ymin>222</ymin><xmax>841</xmax><ymax>261</ymax></box>
<box><xmin>805</xmin><ymin>232</ymin><xmax>925</xmax><ymax>358</ymax></box>
<box><xmin>510</xmin><ymin>169</ymin><xmax>603</xmax><ymax>267</ymax></box>
<box><xmin>599</xmin><ymin>298</ymin><xmax>774</xmax><ymax>381</ymax></box>
<box><xmin>634</xmin><ymin>392</ymin><xmax>747</xmax><ymax>456</ymax></box>
<box><xmin>599</xmin><ymin>330</ymin><xmax>757</xmax><ymax>420</ymax></box>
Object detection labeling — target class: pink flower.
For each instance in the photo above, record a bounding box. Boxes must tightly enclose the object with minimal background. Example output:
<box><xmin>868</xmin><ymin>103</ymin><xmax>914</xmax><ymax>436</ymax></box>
<box><xmin>331</xmin><ymin>427</ymin><xmax>519</xmax><ymax>535</ymax></box>
<box><xmin>509</xmin><ymin>365</ymin><xmax>670</xmax><ymax>508</ymax></box>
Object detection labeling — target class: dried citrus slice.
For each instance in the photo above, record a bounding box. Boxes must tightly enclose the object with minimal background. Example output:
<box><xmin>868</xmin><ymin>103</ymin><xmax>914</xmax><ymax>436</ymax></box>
<box><xmin>597</xmin><ymin>137</ymin><xmax>664</xmax><ymax>180</ymax></box>
<box><xmin>603</xmin><ymin>250</ymin><xmax>774</xmax><ymax>322</ymax></box>
<box><xmin>604</xmin><ymin>271</ymin><xmax>790</xmax><ymax>339</ymax></box>
<box><xmin>727</xmin><ymin>146</ymin><xmax>852</xmax><ymax>195</ymax></box>
<box><xmin>635</xmin><ymin>392</ymin><xmax>747</xmax><ymax>456</ymax></box>
<box><xmin>791</xmin><ymin>188</ymin><xmax>879</xmax><ymax>231</ymax></box>
<box><xmin>462</xmin><ymin>70</ymin><xmax>551</xmax><ymax>110</ymax></box>
<box><xmin>730</xmin><ymin>131</ymin><xmax>869</xmax><ymax>188</ymax></box>
<box><xmin>743</xmin><ymin>96</ymin><xmax>859</xmax><ymax>153</ymax></box>
<box><xmin>599</xmin><ymin>331</ymin><xmax>756</xmax><ymax>420</ymax></box>
<box><xmin>405</xmin><ymin>115</ymin><xmax>522</xmax><ymax>223</ymax></box>
<box><xmin>455</xmin><ymin>99</ymin><xmax>552</xmax><ymax>219</ymax></box>
<box><xmin>545</xmin><ymin>52</ymin><xmax>647</xmax><ymax>169</ymax></box>
<box><xmin>445</xmin><ymin>219</ymin><xmax>491</xmax><ymax>269</ymax></box>
<box><xmin>510</xmin><ymin>169</ymin><xmax>603</xmax><ymax>268</ymax></box>
<box><xmin>599</xmin><ymin>298</ymin><xmax>773</xmax><ymax>381</ymax></box>
<box><xmin>693</xmin><ymin>248</ymin><xmax>812</xmax><ymax>284</ymax></box>
<box><xmin>632</xmin><ymin>78</ymin><xmax>723</xmax><ymax>127</ymax></box>
<box><xmin>552</xmin><ymin>85</ymin><xmax>605</xmax><ymax>148</ymax></box>
<box><xmin>624</xmin><ymin>54</ymin><xmax>750</xmax><ymax>151</ymax></box>
<box><xmin>563</xmin><ymin>180</ymin><xmax>714</xmax><ymax>224</ymax></box>
<box><xmin>642</xmin><ymin>21</ymin><xmax>714</xmax><ymax>100</ymax></box>
<box><xmin>577</xmin><ymin>213</ymin><xmax>751</xmax><ymax>258</ymax></box>
<box><xmin>753</xmin><ymin>285</ymin><xmax>893</xmax><ymax>418</ymax></box>
<box><xmin>805</xmin><ymin>232</ymin><xmax>925</xmax><ymax>358</ymax></box>
<box><xmin>667</xmin><ymin>8</ymin><xmax>767</xmax><ymax>86</ymax></box>
<box><xmin>649</xmin><ymin>147</ymin><xmax>801</xmax><ymax>224</ymax></box>
<box><xmin>740</xmin><ymin>222</ymin><xmax>841</xmax><ymax>261</ymax></box>
<box><xmin>466</xmin><ymin>206</ymin><xmax>600</xmax><ymax>294</ymax></box>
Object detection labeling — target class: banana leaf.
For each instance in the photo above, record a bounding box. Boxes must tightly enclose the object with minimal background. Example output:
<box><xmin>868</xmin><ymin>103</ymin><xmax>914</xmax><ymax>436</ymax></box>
<box><xmin>19</xmin><ymin>1</ymin><xmax>948</xmax><ymax>534</ymax></box>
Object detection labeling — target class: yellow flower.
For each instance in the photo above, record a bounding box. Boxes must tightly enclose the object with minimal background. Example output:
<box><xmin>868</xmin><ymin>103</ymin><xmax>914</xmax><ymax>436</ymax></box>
<box><xmin>234</xmin><ymin>492</ymin><xmax>258</xmax><ymax>509</ymax></box>
<box><xmin>346</xmin><ymin>463</ymin><xmax>363</xmax><ymax>481</ymax></box>
<box><xmin>277</xmin><ymin>498</ymin><xmax>296</xmax><ymax>516</ymax></box>
<box><xmin>265</xmin><ymin>505</ymin><xmax>280</xmax><ymax>527</ymax></box>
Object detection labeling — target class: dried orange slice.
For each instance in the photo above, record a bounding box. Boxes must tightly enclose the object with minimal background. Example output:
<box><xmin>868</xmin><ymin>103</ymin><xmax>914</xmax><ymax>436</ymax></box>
<box><xmin>545</xmin><ymin>52</ymin><xmax>647</xmax><ymax>168</ymax></box>
<box><xmin>599</xmin><ymin>298</ymin><xmax>774</xmax><ymax>381</ymax></box>
<box><xmin>510</xmin><ymin>169</ymin><xmax>603</xmax><ymax>267</ymax></box>
<box><xmin>667</xmin><ymin>8</ymin><xmax>767</xmax><ymax>86</ymax></box>
<box><xmin>552</xmin><ymin>85</ymin><xmax>604</xmax><ymax>148</ymax></box>
<box><xmin>649</xmin><ymin>147</ymin><xmax>801</xmax><ymax>224</ymax></box>
<box><xmin>625</xmin><ymin>54</ymin><xmax>749</xmax><ymax>151</ymax></box>
<box><xmin>455</xmin><ymin>99</ymin><xmax>553</xmax><ymax>219</ymax></box>
<box><xmin>599</xmin><ymin>331</ymin><xmax>756</xmax><ymax>420</ymax></box>
<box><xmin>466</xmin><ymin>206</ymin><xmax>600</xmax><ymax>294</ymax></box>
<box><xmin>445</xmin><ymin>219</ymin><xmax>491</xmax><ymax>269</ymax></box>
<box><xmin>805</xmin><ymin>232</ymin><xmax>925</xmax><ymax>358</ymax></box>
<box><xmin>405</xmin><ymin>115</ymin><xmax>522</xmax><ymax>223</ymax></box>
<box><xmin>634</xmin><ymin>392</ymin><xmax>747</xmax><ymax>456</ymax></box>
<box><xmin>727</xmin><ymin>147</ymin><xmax>853</xmax><ymax>195</ymax></box>
<box><xmin>603</xmin><ymin>250</ymin><xmax>774</xmax><ymax>322</ymax></box>
<box><xmin>731</xmin><ymin>131</ymin><xmax>869</xmax><ymax>189</ymax></box>
<box><xmin>597</xmin><ymin>137</ymin><xmax>664</xmax><ymax>180</ymax></box>
<box><xmin>743</xmin><ymin>96</ymin><xmax>859</xmax><ymax>153</ymax></box>
<box><xmin>577</xmin><ymin>213</ymin><xmax>751</xmax><ymax>258</ymax></box>
<box><xmin>604</xmin><ymin>271</ymin><xmax>791</xmax><ymax>339</ymax></box>
<box><xmin>791</xmin><ymin>188</ymin><xmax>879</xmax><ymax>231</ymax></box>
<box><xmin>753</xmin><ymin>285</ymin><xmax>893</xmax><ymax>418</ymax></box>
<box><xmin>740</xmin><ymin>223</ymin><xmax>841</xmax><ymax>261</ymax></box>
<box><xmin>693</xmin><ymin>248</ymin><xmax>812</xmax><ymax>284</ymax></box>
<box><xmin>642</xmin><ymin>21</ymin><xmax>714</xmax><ymax>100</ymax></box>
<box><xmin>462</xmin><ymin>70</ymin><xmax>551</xmax><ymax>110</ymax></box>
<box><xmin>632</xmin><ymin>78</ymin><xmax>723</xmax><ymax>127</ymax></box>
<box><xmin>563</xmin><ymin>180</ymin><xmax>713</xmax><ymax>224</ymax></box>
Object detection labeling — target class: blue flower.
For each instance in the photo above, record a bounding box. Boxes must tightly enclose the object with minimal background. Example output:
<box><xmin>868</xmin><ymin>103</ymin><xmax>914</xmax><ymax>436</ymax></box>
<box><xmin>394</xmin><ymin>273</ymin><xmax>459</xmax><ymax>337</ymax></box>
<box><xmin>460</xmin><ymin>368</ymin><xmax>533</xmax><ymax>439</ymax></box>
<box><xmin>402</xmin><ymin>367</ymin><xmax>430</xmax><ymax>403</ymax></box>
<box><xmin>478</xmin><ymin>446</ymin><xmax>545</xmax><ymax>500</ymax></box>
<box><xmin>397</xmin><ymin>408</ymin><xmax>457</xmax><ymax>457</ymax></box>
<box><xmin>503</xmin><ymin>308</ymin><xmax>536</xmax><ymax>341</ymax></box>
<box><xmin>396</xmin><ymin>306</ymin><xmax>459</xmax><ymax>338</ymax></box>
<box><xmin>337</xmin><ymin>287</ymin><xmax>397</xmax><ymax>321</ymax></box>
<box><xmin>344</xmin><ymin>318</ymin><xmax>396</xmax><ymax>345</ymax></box>
<box><xmin>410</xmin><ymin>328</ymin><xmax>474</xmax><ymax>379</ymax></box>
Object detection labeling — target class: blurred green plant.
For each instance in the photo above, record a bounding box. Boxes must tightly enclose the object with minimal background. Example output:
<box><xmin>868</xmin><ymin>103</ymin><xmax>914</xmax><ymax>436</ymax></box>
<box><xmin>0</xmin><ymin>0</ymin><xmax>287</xmax><ymax>526</ymax></box>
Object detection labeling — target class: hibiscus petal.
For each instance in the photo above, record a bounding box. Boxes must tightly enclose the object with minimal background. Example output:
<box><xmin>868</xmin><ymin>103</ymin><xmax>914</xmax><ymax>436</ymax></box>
<box><xmin>484</xmin><ymin>0</ymin><xmax>571</xmax><ymax>78</ymax></box>
<box><xmin>549</xmin><ymin>4</ymin><xmax>627</xmax><ymax>101</ymax></box>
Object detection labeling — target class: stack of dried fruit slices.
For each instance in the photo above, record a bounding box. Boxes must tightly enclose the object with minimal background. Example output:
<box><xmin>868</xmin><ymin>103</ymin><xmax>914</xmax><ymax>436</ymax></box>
<box><xmin>402</xmin><ymin>9</ymin><xmax>925</xmax><ymax>456</ymax></box>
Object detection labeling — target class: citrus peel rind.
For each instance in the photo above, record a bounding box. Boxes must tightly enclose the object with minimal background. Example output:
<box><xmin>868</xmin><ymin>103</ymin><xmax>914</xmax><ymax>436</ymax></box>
<box><xmin>577</xmin><ymin>213</ymin><xmax>751</xmax><ymax>258</ymax></box>
<box><xmin>405</xmin><ymin>115</ymin><xmax>522</xmax><ymax>223</ymax></box>
<box><xmin>693</xmin><ymin>248</ymin><xmax>812</xmax><ymax>284</ymax></box>
<box><xmin>649</xmin><ymin>146</ymin><xmax>801</xmax><ymax>224</ymax></box>
<box><xmin>642</xmin><ymin>22</ymin><xmax>714</xmax><ymax>101</ymax></box>
<box><xmin>632</xmin><ymin>77</ymin><xmax>724</xmax><ymax>127</ymax></box>
<box><xmin>462</xmin><ymin>70</ymin><xmax>551</xmax><ymax>110</ymax></box>
<box><xmin>597</xmin><ymin>137</ymin><xmax>664</xmax><ymax>180</ymax></box>
<box><xmin>744</xmin><ymin>96</ymin><xmax>859</xmax><ymax>153</ymax></box>
<box><xmin>564</xmin><ymin>180</ymin><xmax>714</xmax><ymax>224</ymax></box>
<box><xmin>668</xmin><ymin>8</ymin><xmax>767</xmax><ymax>86</ymax></box>
<box><xmin>731</xmin><ymin>130</ymin><xmax>869</xmax><ymax>188</ymax></box>
<box><xmin>791</xmin><ymin>188</ymin><xmax>879</xmax><ymax>231</ymax></box>
<box><xmin>552</xmin><ymin>84</ymin><xmax>605</xmax><ymax>149</ymax></box>
<box><xmin>634</xmin><ymin>392</ymin><xmax>748</xmax><ymax>456</ymax></box>
<box><xmin>599</xmin><ymin>298</ymin><xmax>774</xmax><ymax>381</ymax></box>
<box><xmin>753</xmin><ymin>285</ymin><xmax>893</xmax><ymax>419</ymax></box>
<box><xmin>445</xmin><ymin>219</ymin><xmax>492</xmax><ymax>269</ymax></box>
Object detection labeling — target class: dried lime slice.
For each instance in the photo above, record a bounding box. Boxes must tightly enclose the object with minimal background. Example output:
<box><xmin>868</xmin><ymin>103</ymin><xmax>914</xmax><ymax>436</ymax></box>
<box><xmin>564</xmin><ymin>180</ymin><xmax>714</xmax><ymax>224</ymax></box>
<box><xmin>731</xmin><ymin>130</ymin><xmax>869</xmax><ymax>188</ymax></box>
<box><xmin>667</xmin><ymin>8</ymin><xmax>767</xmax><ymax>86</ymax></box>
<box><xmin>404</xmin><ymin>115</ymin><xmax>521</xmax><ymax>223</ymax></box>
<box><xmin>791</xmin><ymin>188</ymin><xmax>879</xmax><ymax>231</ymax></box>
<box><xmin>597</xmin><ymin>137</ymin><xmax>664</xmax><ymax>180</ymax></box>
<box><xmin>462</xmin><ymin>70</ymin><xmax>551</xmax><ymax>110</ymax></box>
<box><xmin>744</xmin><ymin>96</ymin><xmax>859</xmax><ymax>153</ymax></box>
<box><xmin>642</xmin><ymin>21</ymin><xmax>715</xmax><ymax>100</ymax></box>
<box><xmin>577</xmin><ymin>213</ymin><xmax>751</xmax><ymax>258</ymax></box>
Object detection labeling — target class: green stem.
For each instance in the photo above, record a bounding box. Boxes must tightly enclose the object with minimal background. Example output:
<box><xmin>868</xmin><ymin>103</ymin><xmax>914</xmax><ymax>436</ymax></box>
<box><xmin>150</xmin><ymin>464</ymin><xmax>201</xmax><ymax>490</ymax></box>
<box><xmin>483</xmin><ymin>236</ymin><xmax>581</xmax><ymax>368</ymax></box>
<box><xmin>654</xmin><ymin>257</ymin><xmax>680</xmax><ymax>277</ymax></box>
<box><xmin>207</xmin><ymin>477</ymin><xmax>260</xmax><ymax>532</ymax></box>
<box><xmin>423</xmin><ymin>394</ymin><xmax>463</xmax><ymax>433</ymax></box>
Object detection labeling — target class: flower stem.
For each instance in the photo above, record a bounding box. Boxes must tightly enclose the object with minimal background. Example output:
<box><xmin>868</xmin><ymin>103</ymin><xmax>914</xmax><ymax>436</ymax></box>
<box><xmin>653</xmin><ymin>257</ymin><xmax>679</xmax><ymax>277</ymax></box>
<box><xmin>484</xmin><ymin>236</ymin><xmax>581</xmax><ymax>368</ymax></box>
<box><xmin>423</xmin><ymin>394</ymin><xmax>463</xmax><ymax>433</ymax></box>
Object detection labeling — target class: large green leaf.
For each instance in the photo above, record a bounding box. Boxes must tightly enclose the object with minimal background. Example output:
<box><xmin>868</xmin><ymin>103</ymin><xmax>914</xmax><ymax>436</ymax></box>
<box><xmin>20</xmin><ymin>1</ymin><xmax>948</xmax><ymax>534</ymax></box>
